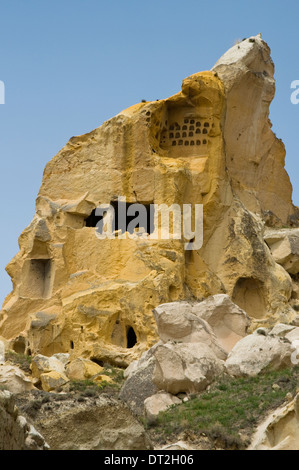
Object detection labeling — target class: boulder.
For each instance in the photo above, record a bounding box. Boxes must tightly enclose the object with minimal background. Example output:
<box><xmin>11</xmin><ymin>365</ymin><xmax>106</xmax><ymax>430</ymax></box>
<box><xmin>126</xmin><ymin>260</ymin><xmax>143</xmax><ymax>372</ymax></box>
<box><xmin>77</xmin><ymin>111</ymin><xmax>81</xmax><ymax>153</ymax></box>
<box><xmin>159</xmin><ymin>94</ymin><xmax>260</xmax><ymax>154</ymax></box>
<box><xmin>52</xmin><ymin>353</ymin><xmax>69</xmax><ymax>366</ymax></box>
<box><xmin>285</xmin><ymin>327</ymin><xmax>299</xmax><ymax>344</ymax></box>
<box><xmin>0</xmin><ymin>365</ymin><xmax>34</xmax><ymax>393</ymax></box>
<box><xmin>144</xmin><ymin>391</ymin><xmax>181</xmax><ymax>423</ymax></box>
<box><xmin>65</xmin><ymin>357</ymin><xmax>103</xmax><ymax>380</ymax></box>
<box><xmin>40</xmin><ymin>370</ymin><xmax>69</xmax><ymax>392</ymax></box>
<box><xmin>153</xmin><ymin>301</ymin><xmax>227</xmax><ymax>359</ymax></box>
<box><xmin>191</xmin><ymin>294</ymin><xmax>251</xmax><ymax>353</ymax></box>
<box><xmin>225</xmin><ymin>332</ymin><xmax>294</xmax><ymax>377</ymax></box>
<box><xmin>264</xmin><ymin>228</ymin><xmax>299</xmax><ymax>274</ymax></box>
<box><xmin>269</xmin><ymin>323</ymin><xmax>296</xmax><ymax>338</ymax></box>
<box><xmin>30</xmin><ymin>354</ymin><xmax>66</xmax><ymax>380</ymax></box>
<box><xmin>153</xmin><ymin>342</ymin><xmax>225</xmax><ymax>395</ymax></box>
<box><xmin>119</xmin><ymin>348</ymin><xmax>159</xmax><ymax>416</ymax></box>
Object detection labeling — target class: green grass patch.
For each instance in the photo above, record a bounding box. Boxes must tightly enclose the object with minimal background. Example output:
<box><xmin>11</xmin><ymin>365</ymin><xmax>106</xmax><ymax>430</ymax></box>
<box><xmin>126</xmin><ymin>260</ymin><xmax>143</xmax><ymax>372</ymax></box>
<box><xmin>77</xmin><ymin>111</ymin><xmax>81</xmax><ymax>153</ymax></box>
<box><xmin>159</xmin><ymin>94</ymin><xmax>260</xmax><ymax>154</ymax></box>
<box><xmin>69</xmin><ymin>365</ymin><xmax>125</xmax><ymax>395</ymax></box>
<box><xmin>101</xmin><ymin>364</ymin><xmax>124</xmax><ymax>385</ymax></box>
<box><xmin>149</xmin><ymin>366</ymin><xmax>299</xmax><ymax>449</ymax></box>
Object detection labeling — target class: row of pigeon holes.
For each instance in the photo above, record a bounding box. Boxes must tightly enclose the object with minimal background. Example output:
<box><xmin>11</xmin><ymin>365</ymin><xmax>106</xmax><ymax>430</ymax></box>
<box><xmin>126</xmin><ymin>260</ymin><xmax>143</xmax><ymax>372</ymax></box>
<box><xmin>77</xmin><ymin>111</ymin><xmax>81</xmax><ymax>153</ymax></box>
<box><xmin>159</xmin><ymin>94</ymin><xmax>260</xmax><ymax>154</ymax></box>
<box><xmin>161</xmin><ymin>119</ymin><xmax>211</xmax><ymax>147</ymax></box>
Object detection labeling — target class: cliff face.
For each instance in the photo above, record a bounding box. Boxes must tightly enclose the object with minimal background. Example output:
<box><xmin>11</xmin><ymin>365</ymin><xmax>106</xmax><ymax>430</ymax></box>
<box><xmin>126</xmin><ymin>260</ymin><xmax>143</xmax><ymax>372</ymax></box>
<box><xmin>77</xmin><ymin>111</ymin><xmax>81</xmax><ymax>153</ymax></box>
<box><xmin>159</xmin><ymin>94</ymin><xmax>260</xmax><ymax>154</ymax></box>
<box><xmin>0</xmin><ymin>34</ymin><xmax>297</xmax><ymax>367</ymax></box>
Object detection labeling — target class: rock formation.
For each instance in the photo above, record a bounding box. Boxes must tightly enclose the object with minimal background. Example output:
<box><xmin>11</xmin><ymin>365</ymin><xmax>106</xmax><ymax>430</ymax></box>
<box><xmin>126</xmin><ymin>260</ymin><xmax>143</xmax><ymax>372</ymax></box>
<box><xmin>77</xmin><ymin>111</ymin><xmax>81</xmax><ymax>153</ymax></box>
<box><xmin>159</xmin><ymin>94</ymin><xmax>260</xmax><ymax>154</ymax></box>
<box><xmin>30</xmin><ymin>394</ymin><xmax>152</xmax><ymax>451</ymax></box>
<box><xmin>249</xmin><ymin>393</ymin><xmax>299</xmax><ymax>450</ymax></box>
<box><xmin>0</xmin><ymin>390</ymin><xmax>49</xmax><ymax>450</ymax></box>
<box><xmin>119</xmin><ymin>298</ymin><xmax>299</xmax><ymax>419</ymax></box>
<box><xmin>0</xmin><ymin>34</ymin><xmax>298</xmax><ymax>369</ymax></box>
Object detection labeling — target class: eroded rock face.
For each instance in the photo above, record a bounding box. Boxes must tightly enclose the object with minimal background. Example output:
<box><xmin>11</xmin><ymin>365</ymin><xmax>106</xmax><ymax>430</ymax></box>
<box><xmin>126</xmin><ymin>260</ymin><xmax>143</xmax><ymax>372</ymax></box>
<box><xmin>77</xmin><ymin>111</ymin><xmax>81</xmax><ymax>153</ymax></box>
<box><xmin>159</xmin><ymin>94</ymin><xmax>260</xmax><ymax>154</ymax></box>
<box><xmin>212</xmin><ymin>35</ymin><xmax>294</xmax><ymax>223</ymax></box>
<box><xmin>0</xmin><ymin>34</ymin><xmax>297</xmax><ymax>366</ymax></box>
<box><xmin>225</xmin><ymin>331</ymin><xmax>294</xmax><ymax>377</ymax></box>
<box><xmin>0</xmin><ymin>390</ymin><xmax>49</xmax><ymax>450</ymax></box>
<box><xmin>264</xmin><ymin>228</ymin><xmax>299</xmax><ymax>275</ymax></box>
<box><xmin>0</xmin><ymin>365</ymin><xmax>35</xmax><ymax>394</ymax></box>
<box><xmin>32</xmin><ymin>395</ymin><xmax>152</xmax><ymax>451</ymax></box>
<box><xmin>249</xmin><ymin>393</ymin><xmax>299</xmax><ymax>450</ymax></box>
<box><xmin>152</xmin><ymin>342</ymin><xmax>225</xmax><ymax>395</ymax></box>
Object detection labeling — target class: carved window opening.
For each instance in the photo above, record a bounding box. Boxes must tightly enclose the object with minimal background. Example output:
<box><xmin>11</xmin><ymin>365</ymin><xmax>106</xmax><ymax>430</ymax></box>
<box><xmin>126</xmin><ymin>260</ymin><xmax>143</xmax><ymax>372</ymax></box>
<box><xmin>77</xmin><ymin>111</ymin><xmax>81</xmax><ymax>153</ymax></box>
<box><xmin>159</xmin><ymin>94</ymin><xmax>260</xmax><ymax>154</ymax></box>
<box><xmin>85</xmin><ymin>209</ymin><xmax>102</xmax><ymax>227</ymax></box>
<box><xmin>111</xmin><ymin>201</ymin><xmax>154</xmax><ymax>235</ymax></box>
<box><xmin>23</xmin><ymin>259</ymin><xmax>53</xmax><ymax>299</ymax></box>
<box><xmin>86</xmin><ymin>202</ymin><xmax>155</xmax><ymax>235</ymax></box>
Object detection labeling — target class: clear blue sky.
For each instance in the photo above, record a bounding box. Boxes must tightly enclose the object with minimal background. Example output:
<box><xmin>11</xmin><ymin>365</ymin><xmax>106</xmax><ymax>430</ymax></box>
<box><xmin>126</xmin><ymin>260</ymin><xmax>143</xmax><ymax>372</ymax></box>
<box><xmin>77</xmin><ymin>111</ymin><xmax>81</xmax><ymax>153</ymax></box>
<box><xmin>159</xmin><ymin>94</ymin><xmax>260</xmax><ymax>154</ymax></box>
<box><xmin>0</xmin><ymin>0</ymin><xmax>298</xmax><ymax>307</ymax></box>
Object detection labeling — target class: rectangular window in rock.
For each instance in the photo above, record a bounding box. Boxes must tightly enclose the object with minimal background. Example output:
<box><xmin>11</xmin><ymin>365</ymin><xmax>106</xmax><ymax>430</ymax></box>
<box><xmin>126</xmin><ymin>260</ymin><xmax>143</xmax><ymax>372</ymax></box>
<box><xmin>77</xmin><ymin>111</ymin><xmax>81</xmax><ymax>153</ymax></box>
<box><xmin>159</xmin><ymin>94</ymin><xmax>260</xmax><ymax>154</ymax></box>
<box><xmin>21</xmin><ymin>258</ymin><xmax>53</xmax><ymax>299</ymax></box>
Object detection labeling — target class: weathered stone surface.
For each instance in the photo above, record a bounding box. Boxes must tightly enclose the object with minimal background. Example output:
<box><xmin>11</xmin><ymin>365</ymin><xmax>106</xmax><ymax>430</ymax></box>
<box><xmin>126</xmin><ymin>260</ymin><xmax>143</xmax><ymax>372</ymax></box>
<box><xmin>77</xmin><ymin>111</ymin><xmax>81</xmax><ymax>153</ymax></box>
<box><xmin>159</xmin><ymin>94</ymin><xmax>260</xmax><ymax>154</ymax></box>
<box><xmin>119</xmin><ymin>349</ymin><xmax>159</xmax><ymax>416</ymax></box>
<box><xmin>0</xmin><ymin>390</ymin><xmax>49</xmax><ymax>450</ymax></box>
<box><xmin>30</xmin><ymin>354</ymin><xmax>66</xmax><ymax>380</ymax></box>
<box><xmin>191</xmin><ymin>294</ymin><xmax>251</xmax><ymax>353</ymax></box>
<box><xmin>144</xmin><ymin>391</ymin><xmax>181</xmax><ymax>423</ymax></box>
<box><xmin>34</xmin><ymin>395</ymin><xmax>152</xmax><ymax>450</ymax></box>
<box><xmin>212</xmin><ymin>35</ymin><xmax>294</xmax><ymax>224</ymax></box>
<box><xmin>264</xmin><ymin>228</ymin><xmax>299</xmax><ymax>274</ymax></box>
<box><xmin>40</xmin><ymin>370</ymin><xmax>69</xmax><ymax>392</ymax></box>
<box><xmin>269</xmin><ymin>323</ymin><xmax>296</xmax><ymax>338</ymax></box>
<box><xmin>0</xmin><ymin>34</ymin><xmax>297</xmax><ymax>366</ymax></box>
<box><xmin>153</xmin><ymin>342</ymin><xmax>225</xmax><ymax>395</ymax></box>
<box><xmin>225</xmin><ymin>332</ymin><xmax>294</xmax><ymax>377</ymax></box>
<box><xmin>65</xmin><ymin>357</ymin><xmax>103</xmax><ymax>380</ymax></box>
<box><xmin>0</xmin><ymin>364</ymin><xmax>35</xmax><ymax>393</ymax></box>
<box><xmin>249</xmin><ymin>393</ymin><xmax>299</xmax><ymax>450</ymax></box>
<box><xmin>153</xmin><ymin>301</ymin><xmax>227</xmax><ymax>359</ymax></box>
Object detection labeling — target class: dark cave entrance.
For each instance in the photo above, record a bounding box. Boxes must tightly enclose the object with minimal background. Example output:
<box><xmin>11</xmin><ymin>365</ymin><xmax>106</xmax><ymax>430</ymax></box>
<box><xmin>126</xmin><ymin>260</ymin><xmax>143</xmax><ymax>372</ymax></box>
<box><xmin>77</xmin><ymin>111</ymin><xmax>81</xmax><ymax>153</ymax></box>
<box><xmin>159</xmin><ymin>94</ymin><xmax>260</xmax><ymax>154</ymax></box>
<box><xmin>126</xmin><ymin>326</ymin><xmax>137</xmax><ymax>349</ymax></box>
<box><xmin>84</xmin><ymin>201</ymin><xmax>155</xmax><ymax>235</ymax></box>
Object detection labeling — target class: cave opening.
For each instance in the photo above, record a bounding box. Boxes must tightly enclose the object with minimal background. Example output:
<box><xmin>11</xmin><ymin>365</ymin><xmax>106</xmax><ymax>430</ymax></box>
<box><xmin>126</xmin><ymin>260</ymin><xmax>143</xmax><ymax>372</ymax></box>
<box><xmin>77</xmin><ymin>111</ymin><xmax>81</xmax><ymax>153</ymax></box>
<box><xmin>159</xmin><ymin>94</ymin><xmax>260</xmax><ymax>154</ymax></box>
<box><xmin>126</xmin><ymin>326</ymin><xmax>137</xmax><ymax>349</ymax></box>
<box><xmin>84</xmin><ymin>201</ymin><xmax>155</xmax><ymax>235</ymax></box>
